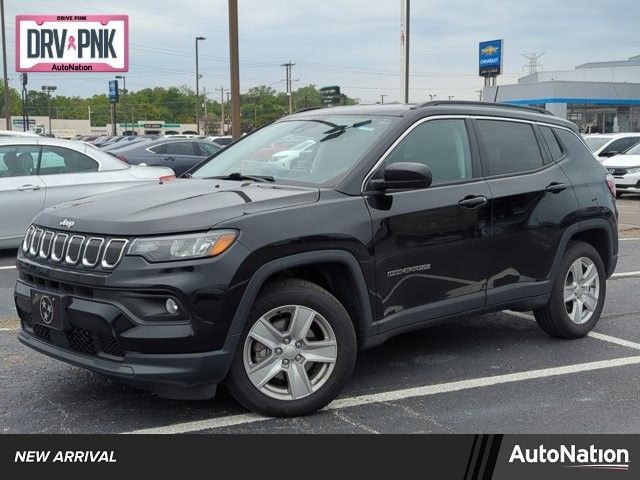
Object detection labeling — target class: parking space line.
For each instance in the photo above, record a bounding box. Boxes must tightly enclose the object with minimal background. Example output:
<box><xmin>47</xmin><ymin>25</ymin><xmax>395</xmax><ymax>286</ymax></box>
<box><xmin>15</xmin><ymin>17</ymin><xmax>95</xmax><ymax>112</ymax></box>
<box><xmin>611</xmin><ymin>271</ymin><xmax>640</xmax><ymax>279</ymax></box>
<box><xmin>0</xmin><ymin>327</ymin><xmax>19</xmax><ymax>331</ymax></box>
<box><xmin>620</xmin><ymin>238</ymin><xmax>640</xmax><ymax>241</ymax></box>
<box><xmin>0</xmin><ymin>265</ymin><xmax>16</xmax><ymax>270</ymax></box>
<box><xmin>503</xmin><ymin>310</ymin><xmax>640</xmax><ymax>350</ymax></box>
<box><xmin>587</xmin><ymin>332</ymin><xmax>640</xmax><ymax>351</ymax></box>
<box><xmin>127</xmin><ymin>355</ymin><xmax>640</xmax><ymax>434</ymax></box>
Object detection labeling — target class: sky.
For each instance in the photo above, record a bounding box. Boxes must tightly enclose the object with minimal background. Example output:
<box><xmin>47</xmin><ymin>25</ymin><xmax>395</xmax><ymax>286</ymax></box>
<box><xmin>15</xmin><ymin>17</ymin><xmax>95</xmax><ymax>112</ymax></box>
<box><xmin>3</xmin><ymin>0</ymin><xmax>640</xmax><ymax>104</ymax></box>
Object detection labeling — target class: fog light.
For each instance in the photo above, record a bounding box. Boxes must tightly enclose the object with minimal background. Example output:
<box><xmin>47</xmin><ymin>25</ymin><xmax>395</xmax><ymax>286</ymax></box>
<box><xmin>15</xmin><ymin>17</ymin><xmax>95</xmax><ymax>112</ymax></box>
<box><xmin>165</xmin><ymin>298</ymin><xmax>179</xmax><ymax>314</ymax></box>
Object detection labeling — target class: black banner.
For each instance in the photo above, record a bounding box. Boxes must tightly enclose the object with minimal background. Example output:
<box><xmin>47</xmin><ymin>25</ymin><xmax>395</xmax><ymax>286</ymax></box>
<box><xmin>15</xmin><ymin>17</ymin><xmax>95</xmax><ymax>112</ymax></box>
<box><xmin>0</xmin><ymin>435</ymin><xmax>636</xmax><ymax>479</ymax></box>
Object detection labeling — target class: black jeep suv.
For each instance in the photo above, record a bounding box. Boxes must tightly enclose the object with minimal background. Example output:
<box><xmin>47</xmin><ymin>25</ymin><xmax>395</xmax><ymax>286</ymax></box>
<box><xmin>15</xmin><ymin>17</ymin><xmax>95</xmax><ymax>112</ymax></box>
<box><xmin>15</xmin><ymin>101</ymin><xmax>618</xmax><ymax>417</ymax></box>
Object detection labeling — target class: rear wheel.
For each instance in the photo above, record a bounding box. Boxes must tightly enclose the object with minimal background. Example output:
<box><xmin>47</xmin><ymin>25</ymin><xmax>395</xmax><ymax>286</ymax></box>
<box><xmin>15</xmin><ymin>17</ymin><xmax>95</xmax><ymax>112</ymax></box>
<box><xmin>226</xmin><ymin>279</ymin><xmax>357</xmax><ymax>417</ymax></box>
<box><xmin>534</xmin><ymin>241</ymin><xmax>606</xmax><ymax>339</ymax></box>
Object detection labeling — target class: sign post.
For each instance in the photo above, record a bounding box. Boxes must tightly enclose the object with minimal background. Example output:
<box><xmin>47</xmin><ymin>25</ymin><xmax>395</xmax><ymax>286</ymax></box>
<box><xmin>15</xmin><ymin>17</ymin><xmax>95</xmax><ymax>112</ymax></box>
<box><xmin>108</xmin><ymin>79</ymin><xmax>119</xmax><ymax>135</ymax></box>
<box><xmin>479</xmin><ymin>39</ymin><xmax>503</xmax><ymax>89</ymax></box>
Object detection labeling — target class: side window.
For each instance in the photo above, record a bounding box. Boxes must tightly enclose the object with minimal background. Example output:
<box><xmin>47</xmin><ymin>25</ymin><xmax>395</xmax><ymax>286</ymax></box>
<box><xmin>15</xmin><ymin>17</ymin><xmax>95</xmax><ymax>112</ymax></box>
<box><xmin>39</xmin><ymin>146</ymin><xmax>99</xmax><ymax>175</ymax></box>
<box><xmin>555</xmin><ymin>129</ymin><xmax>599</xmax><ymax>162</ymax></box>
<box><xmin>198</xmin><ymin>142</ymin><xmax>221</xmax><ymax>156</ymax></box>
<box><xmin>165</xmin><ymin>142</ymin><xmax>196</xmax><ymax>156</ymax></box>
<box><xmin>604</xmin><ymin>137</ymin><xmax>640</xmax><ymax>155</ymax></box>
<box><xmin>0</xmin><ymin>145</ymin><xmax>39</xmax><ymax>177</ymax></box>
<box><xmin>539</xmin><ymin>126</ymin><xmax>564</xmax><ymax>161</ymax></box>
<box><xmin>385</xmin><ymin>119</ymin><xmax>473</xmax><ymax>184</ymax></box>
<box><xmin>475</xmin><ymin>120</ymin><xmax>544</xmax><ymax>176</ymax></box>
<box><xmin>149</xmin><ymin>143</ymin><xmax>167</xmax><ymax>154</ymax></box>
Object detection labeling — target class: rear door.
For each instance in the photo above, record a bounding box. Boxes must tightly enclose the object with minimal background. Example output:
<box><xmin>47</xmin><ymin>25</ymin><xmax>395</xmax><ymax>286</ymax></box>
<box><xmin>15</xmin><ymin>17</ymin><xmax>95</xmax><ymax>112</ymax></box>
<box><xmin>160</xmin><ymin>141</ymin><xmax>200</xmax><ymax>175</ymax></box>
<box><xmin>37</xmin><ymin>145</ymin><xmax>130</xmax><ymax>208</ymax></box>
<box><xmin>366</xmin><ymin>117</ymin><xmax>493</xmax><ymax>333</ymax></box>
<box><xmin>0</xmin><ymin>145</ymin><xmax>45</xmax><ymax>243</ymax></box>
<box><xmin>473</xmin><ymin>118</ymin><xmax>578</xmax><ymax>305</ymax></box>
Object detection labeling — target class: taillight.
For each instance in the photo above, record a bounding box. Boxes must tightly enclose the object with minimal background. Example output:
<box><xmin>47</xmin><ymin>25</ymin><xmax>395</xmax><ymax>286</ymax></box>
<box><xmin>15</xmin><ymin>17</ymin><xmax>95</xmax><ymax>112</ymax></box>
<box><xmin>160</xmin><ymin>175</ymin><xmax>176</xmax><ymax>182</ymax></box>
<box><xmin>605</xmin><ymin>173</ymin><xmax>616</xmax><ymax>197</ymax></box>
<box><xmin>115</xmin><ymin>154</ymin><xmax>129</xmax><ymax>164</ymax></box>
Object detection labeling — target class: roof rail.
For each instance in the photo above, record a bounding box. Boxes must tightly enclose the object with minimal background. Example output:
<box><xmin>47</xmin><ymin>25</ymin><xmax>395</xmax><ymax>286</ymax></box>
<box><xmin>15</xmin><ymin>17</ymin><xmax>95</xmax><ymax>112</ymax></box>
<box><xmin>293</xmin><ymin>106</ymin><xmax>326</xmax><ymax>114</ymax></box>
<box><xmin>411</xmin><ymin>100</ymin><xmax>554</xmax><ymax>115</ymax></box>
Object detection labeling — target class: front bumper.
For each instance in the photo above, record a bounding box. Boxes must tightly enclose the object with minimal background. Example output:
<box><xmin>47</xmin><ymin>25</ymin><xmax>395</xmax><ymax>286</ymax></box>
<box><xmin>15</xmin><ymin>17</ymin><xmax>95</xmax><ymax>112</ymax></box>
<box><xmin>613</xmin><ymin>175</ymin><xmax>640</xmax><ymax>193</ymax></box>
<box><xmin>14</xmin><ymin>240</ymin><xmax>258</xmax><ymax>399</ymax></box>
<box><xmin>17</xmin><ymin>329</ymin><xmax>238</xmax><ymax>399</ymax></box>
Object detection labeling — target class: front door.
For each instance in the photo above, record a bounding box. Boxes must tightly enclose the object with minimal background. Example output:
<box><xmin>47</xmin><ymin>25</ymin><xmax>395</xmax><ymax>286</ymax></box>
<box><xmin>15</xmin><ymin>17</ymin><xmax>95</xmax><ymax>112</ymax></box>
<box><xmin>365</xmin><ymin>117</ymin><xmax>493</xmax><ymax>334</ymax></box>
<box><xmin>0</xmin><ymin>145</ymin><xmax>45</xmax><ymax>244</ymax></box>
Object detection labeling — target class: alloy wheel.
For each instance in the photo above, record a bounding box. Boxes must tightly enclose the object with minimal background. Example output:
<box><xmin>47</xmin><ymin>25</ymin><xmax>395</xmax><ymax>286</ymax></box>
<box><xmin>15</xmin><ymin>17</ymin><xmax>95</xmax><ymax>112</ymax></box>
<box><xmin>564</xmin><ymin>257</ymin><xmax>600</xmax><ymax>325</ymax></box>
<box><xmin>243</xmin><ymin>305</ymin><xmax>338</xmax><ymax>401</ymax></box>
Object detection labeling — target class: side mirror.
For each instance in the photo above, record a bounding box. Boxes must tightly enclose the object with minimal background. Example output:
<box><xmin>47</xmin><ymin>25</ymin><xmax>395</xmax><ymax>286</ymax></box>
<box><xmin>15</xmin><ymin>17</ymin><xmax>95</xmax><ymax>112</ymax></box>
<box><xmin>369</xmin><ymin>162</ymin><xmax>432</xmax><ymax>192</ymax></box>
<box><xmin>600</xmin><ymin>151</ymin><xmax>619</xmax><ymax>158</ymax></box>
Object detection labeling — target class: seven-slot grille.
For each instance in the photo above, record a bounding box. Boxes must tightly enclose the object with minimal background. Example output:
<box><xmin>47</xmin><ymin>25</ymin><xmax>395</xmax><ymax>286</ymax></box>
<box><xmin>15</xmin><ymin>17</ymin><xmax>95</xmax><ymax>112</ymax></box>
<box><xmin>22</xmin><ymin>225</ymin><xmax>128</xmax><ymax>270</ymax></box>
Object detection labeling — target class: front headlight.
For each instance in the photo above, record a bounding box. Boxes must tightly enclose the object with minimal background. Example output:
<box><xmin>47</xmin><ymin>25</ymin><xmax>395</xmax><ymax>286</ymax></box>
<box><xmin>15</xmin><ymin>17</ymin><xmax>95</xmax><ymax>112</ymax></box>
<box><xmin>626</xmin><ymin>167</ymin><xmax>640</xmax><ymax>174</ymax></box>
<box><xmin>128</xmin><ymin>230</ymin><xmax>237</xmax><ymax>262</ymax></box>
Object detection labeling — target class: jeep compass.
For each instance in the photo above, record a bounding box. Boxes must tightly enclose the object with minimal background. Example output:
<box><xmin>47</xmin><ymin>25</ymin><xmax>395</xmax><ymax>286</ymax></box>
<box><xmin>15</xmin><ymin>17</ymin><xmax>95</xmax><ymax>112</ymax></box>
<box><xmin>15</xmin><ymin>101</ymin><xmax>618</xmax><ymax>417</ymax></box>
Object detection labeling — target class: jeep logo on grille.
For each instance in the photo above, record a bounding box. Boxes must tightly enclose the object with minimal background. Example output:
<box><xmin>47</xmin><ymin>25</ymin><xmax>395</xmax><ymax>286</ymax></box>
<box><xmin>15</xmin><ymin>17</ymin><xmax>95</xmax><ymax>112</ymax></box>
<box><xmin>59</xmin><ymin>219</ymin><xmax>75</xmax><ymax>229</ymax></box>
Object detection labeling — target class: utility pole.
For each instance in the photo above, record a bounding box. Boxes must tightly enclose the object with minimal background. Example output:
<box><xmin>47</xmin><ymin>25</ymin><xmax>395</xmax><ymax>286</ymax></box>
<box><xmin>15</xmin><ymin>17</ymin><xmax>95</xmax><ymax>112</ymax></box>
<box><xmin>1</xmin><ymin>0</ymin><xmax>10</xmax><ymax>130</ymax></box>
<box><xmin>400</xmin><ymin>0</ymin><xmax>410</xmax><ymax>103</ymax></box>
<box><xmin>380</xmin><ymin>94</ymin><xmax>387</xmax><ymax>104</ymax></box>
<box><xmin>195</xmin><ymin>36</ymin><xmax>206</xmax><ymax>134</ymax></box>
<box><xmin>88</xmin><ymin>105</ymin><xmax>92</xmax><ymax>133</ymax></box>
<box><xmin>522</xmin><ymin>52</ymin><xmax>545</xmax><ymax>75</ymax></box>
<box><xmin>281</xmin><ymin>61</ymin><xmax>295</xmax><ymax>114</ymax></box>
<box><xmin>228</xmin><ymin>0</ymin><xmax>241</xmax><ymax>139</ymax></box>
<box><xmin>202</xmin><ymin>86</ymin><xmax>208</xmax><ymax>133</ymax></box>
<box><xmin>448</xmin><ymin>95</ymin><xmax>454</xmax><ymax>101</ymax></box>
<box><xmin>218</xmin><ymin>86</ymin><xmax>225</xmax><ymax>135</ymax></box>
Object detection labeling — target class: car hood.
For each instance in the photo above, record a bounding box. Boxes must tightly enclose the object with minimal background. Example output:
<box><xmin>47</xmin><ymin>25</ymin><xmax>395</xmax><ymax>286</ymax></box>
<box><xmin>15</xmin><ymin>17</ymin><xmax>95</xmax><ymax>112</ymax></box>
<box><xmin>602</xmin><ymin>154</ymin><xmax>640</xmax><ymax>168</ymax></box>
<box><xmin>33</xmin><ymin>178</ymin><xmax>320</xmax><ymax>236</ymax></box>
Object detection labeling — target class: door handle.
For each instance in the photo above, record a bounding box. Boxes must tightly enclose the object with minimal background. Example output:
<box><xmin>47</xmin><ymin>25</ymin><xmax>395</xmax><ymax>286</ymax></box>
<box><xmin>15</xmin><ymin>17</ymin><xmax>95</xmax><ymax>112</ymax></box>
<box><xmin>17</xmin><ymin>184</ymin><xmax>41</xmax><ymax>191</ymax></box>
<box><xmin>165</xmin><ymin>157</ymin><xmax>175</xmax><ymax>161</ymax></box>
<box><xmin>458</xmin><ymin>195</ymin><xmax>488</xmax><ymax>209</ymax></box>
<box><xmin>545</xmin><ymin>182</ymin><xmax>568</xmax><ymax>193</ymax></box>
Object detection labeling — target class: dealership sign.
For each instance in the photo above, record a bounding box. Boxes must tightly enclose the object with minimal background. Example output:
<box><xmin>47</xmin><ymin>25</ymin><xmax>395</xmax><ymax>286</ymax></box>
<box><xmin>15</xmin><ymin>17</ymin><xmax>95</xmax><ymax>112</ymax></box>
<box><xmin>479</xmin><ymin>39</ymin><xmax>503</xmax><ymax>77</ymax></box>
<box><xmin>16</xmin><ymin>15</ymin><xmax>128</xmax><ymax>72</ymax></box>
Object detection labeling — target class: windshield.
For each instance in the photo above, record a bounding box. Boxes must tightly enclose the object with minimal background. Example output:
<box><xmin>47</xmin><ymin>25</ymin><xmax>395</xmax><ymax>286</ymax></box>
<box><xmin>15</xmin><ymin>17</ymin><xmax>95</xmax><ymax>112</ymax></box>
<box><xmin>191</xmin><ymin>115</ymin><xmax>397</xmax><ymax>186</ymax></box>
<box><xmin>584</xmin><ymin>137</ymin><xmax>611</xmax><ymax>152</ymax></box>
<box><xmin>624</xmin><ymin>142</ymin><xmax>640</xmax><ymax>155</ymax></box>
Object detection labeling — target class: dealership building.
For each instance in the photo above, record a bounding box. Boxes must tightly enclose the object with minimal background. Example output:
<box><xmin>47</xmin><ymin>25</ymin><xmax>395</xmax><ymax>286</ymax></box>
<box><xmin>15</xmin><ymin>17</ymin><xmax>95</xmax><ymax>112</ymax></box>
<box><xmin>483</xmin><ymin>54</ymin><xmax>640</xmax><ymax>133</ymax></box>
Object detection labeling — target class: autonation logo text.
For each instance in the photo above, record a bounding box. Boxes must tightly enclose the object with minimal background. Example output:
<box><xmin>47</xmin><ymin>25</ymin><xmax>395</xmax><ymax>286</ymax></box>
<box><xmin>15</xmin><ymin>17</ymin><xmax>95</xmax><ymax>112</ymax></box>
<box><xmin>509</xmin><ymin>444</ymin><xmax>630</xmax><ymax>471</ymax></box>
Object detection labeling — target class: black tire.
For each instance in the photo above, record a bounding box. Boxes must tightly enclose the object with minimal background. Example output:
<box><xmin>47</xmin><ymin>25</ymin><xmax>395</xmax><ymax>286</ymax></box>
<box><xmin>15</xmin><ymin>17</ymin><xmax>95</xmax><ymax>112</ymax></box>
<box><xmin>226</xmin><ymin>278</ymin><xmax>357</xmax><ymax>417</ymax></box>
<box><xmin>534</xmin><ymin>241</ymin><xmax>606</xmax><ymax>339</ymax></box>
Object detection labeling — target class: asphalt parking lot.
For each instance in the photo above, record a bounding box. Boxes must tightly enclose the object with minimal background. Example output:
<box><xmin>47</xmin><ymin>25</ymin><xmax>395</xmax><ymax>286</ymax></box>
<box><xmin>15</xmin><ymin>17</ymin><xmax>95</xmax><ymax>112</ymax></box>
<box><xmin>2</xmin><ymin>196</ymin><xmax>640</xmax><ymax>434</ymax></box>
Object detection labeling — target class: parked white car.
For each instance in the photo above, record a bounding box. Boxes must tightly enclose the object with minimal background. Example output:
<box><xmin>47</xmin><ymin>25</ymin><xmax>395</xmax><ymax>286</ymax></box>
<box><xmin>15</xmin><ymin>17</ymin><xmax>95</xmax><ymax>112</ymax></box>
<box><xmin>602</xmin><ymin>142</ymin><xmax>640</xmax><ymax>197</ymax></box>
<box><xmin>0</xmin><ymin>137</ymin><xmax>175</xmax><ymax>248</ymax></box>
<box><xmin>584</xmin><ymin>133</ymin><xmax>640</xmax><ymax>161</ymax></box>
<box><xmin>0</xmin><ymin>129</ymin><xmax>40</xmax><ymax>138</ymax></box>
<box><xmin>269</xmin><ymin>140</ymin><xmax>316</xmax><ymax>169</ymax></box>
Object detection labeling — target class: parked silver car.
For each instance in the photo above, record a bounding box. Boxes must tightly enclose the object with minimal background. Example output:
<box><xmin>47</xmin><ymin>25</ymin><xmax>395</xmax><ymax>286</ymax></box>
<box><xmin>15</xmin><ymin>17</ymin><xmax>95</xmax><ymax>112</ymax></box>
<box><xmin>0</xmin><ymin>137</ymin><xmax>175</xmax><ymax>248</ymax></box>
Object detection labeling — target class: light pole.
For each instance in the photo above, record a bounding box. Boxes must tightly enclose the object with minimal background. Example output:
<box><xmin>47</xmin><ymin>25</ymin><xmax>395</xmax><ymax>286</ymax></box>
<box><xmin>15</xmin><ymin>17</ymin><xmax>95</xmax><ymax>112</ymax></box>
<box><xmin>228</xmin><ymin>0</ymin><xmax>241</xmax><ymax>139</ymax></box>
<box><xmin>195</xmin><ymin>36</ymin><xmax>206</xmax><ymax>134</ymax></box>
<box><xmin>115</xmin><ymin>75</ymin><xmax>126</xmax><ymax>134</ymax></box>
<box><xmin>41</xmin><ymin>85</ymin><xmax>57</xmax><ymax>134</ymax></box>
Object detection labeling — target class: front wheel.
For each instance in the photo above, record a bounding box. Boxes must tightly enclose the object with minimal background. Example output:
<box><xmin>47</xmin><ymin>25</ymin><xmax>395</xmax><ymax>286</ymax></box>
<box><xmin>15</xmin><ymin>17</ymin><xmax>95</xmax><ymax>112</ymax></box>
<box><xmin>534</xmin><ymin>241</ymin><xmax>606</xmax><ymax>339</ymax></box>
<box><xmin>226</xmin><ymin>279</ymin><xmax>357</xmax><ymax>417</ymax></box>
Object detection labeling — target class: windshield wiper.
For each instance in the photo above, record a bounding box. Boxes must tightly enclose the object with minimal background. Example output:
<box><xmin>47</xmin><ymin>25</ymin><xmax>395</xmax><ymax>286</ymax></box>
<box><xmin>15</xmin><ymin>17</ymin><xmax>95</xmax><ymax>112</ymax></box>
<box><xmin>204</xmin><ymin>172</ymin><xmax>275</xmax><ymax>183</ymax></box>
<box><xmin>320</xmin><ymin>119</ymin><xmax>373</xmax><ymax>141</ymax></box>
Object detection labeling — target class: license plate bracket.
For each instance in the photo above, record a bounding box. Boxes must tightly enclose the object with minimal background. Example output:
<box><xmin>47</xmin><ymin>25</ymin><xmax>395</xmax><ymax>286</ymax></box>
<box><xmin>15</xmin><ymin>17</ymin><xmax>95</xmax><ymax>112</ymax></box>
<box><xmin>30</xmin><ymin>290</ymin><xmax>68</xmax><ymax>330</ymax></box>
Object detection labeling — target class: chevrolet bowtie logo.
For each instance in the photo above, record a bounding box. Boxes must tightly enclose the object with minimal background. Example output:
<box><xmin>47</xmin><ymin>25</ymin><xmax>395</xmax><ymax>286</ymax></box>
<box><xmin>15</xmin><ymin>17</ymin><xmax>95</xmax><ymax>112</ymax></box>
<box><xmin>59</xmin><ymin>219</ymin><xmax>75</xmax><ymax>229</ymax></box>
